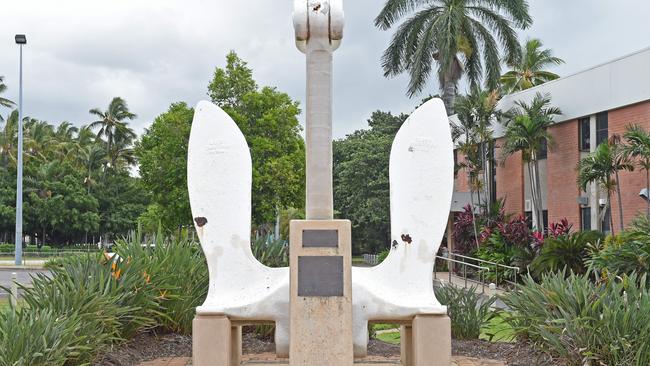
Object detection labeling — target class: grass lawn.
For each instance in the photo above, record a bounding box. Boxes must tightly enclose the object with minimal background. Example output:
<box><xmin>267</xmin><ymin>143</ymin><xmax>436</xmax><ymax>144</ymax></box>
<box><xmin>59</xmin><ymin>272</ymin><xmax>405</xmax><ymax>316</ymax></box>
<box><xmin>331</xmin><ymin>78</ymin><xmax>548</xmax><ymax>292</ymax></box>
<box><xmin>352</xmin><ymin>256</ymin><xmax>365</xmax><ymax>265</ymax></box>
<box><xmin>371</xmin><ymin>314</ymin><xmax>516</xmax><ymax>345</ymax></box>
<box><xmin>376</xmin><ymin>331</ymin><xmax>401</xmax><ymax>345</ymax></box>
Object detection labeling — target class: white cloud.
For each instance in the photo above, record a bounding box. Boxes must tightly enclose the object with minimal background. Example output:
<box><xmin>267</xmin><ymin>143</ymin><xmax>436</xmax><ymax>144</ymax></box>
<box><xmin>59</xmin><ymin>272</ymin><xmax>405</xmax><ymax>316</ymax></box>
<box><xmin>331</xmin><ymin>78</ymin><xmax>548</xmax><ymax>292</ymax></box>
<box><xmin>1</xmin><ymin>0</ymin><xmax>649</xmax><ymax>138</ymax></box>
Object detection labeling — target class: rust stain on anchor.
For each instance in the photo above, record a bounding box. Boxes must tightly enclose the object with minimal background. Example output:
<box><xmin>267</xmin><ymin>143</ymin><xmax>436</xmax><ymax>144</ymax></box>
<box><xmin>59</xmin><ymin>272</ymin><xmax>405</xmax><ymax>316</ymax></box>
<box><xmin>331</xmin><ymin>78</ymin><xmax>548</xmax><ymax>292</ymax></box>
<box><xmin>194</xmin><ymin>217</ymin><xmax>208</xmax><ymax>227</ymax></box>
<box><xmin>401</xmin><ymin>234</ymin><xmax>412</xmax><ymax>244</ymax></box>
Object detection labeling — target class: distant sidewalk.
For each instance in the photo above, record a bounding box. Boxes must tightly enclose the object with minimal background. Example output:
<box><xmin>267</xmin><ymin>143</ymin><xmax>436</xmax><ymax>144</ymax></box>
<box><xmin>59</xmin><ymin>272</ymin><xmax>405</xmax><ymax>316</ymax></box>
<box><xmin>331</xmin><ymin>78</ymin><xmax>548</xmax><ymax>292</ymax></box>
<box><xmin>0</xmin><ymin>259</ymin><xmax>47</xmax><ymax>269</ymax></box>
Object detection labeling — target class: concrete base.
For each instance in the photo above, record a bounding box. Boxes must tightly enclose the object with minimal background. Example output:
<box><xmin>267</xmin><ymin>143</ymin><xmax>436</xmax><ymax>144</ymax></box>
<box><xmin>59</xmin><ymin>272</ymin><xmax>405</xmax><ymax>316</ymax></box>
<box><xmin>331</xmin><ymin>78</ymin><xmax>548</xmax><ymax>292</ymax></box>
<box><xmin>289</xmin><ymin>220</ymin><xmax>354</xmax><ymax>366</ymax></box>
<box><xmin>407</xmin><ymin>315</ymin><xmax>451</xmax><ymax>366</ymax></box>
<box><xmin>192</xmin><ymin>314</ymin><xmax>242</xmax><ymax>366</ymax></box>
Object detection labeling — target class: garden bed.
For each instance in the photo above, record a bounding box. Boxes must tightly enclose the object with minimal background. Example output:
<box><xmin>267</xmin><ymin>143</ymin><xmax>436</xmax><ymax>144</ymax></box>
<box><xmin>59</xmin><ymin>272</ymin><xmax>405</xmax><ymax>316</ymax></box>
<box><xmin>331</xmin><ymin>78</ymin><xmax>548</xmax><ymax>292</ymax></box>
<box><xmin>94</xmin><ymin>330</ymin><xmax>556</xmax><ymax>366</ymax></box>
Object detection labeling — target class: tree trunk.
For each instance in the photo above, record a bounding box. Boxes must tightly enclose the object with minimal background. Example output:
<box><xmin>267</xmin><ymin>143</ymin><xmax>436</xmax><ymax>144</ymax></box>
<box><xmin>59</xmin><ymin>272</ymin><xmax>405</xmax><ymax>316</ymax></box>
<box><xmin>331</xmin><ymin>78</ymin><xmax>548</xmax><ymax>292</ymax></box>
<box><xmin>527</xmin><ymin>162</ymin><xmax>540</xmax><ymax>230</ymax></box>
<box><xmin>615</xmin><ymin>171</ymin><xmax>625</xmax><ymax>231</ymax></box>
<box><xmin>470</xmin><ymin>189</ymin><xmax>480</xmax><ymax>250</ymax></box>
<box><xmin>646</xmin><ymin>168</ymin><xmax>649</xmax><ymax>217</ymax></box>
<box><xmin>608</xmin><ymin>191</ymin><xmax>615</xmax><ymax>235</ymax></box>
<box><xmin>441</xmin><ymin>71</ymin><xmax>457</xmax><ymax>116</ymax></box>
<box><xmin>534</xmin><ymin>160</ymin><xmax>544</xmax><ymax>231</ymax></box>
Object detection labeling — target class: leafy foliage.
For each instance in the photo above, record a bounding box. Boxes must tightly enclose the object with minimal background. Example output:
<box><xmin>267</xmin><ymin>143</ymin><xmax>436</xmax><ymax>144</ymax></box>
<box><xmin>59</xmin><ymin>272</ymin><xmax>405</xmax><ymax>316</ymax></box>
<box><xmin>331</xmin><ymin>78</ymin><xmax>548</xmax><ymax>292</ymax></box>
<box><xmin>500</xmin><ymin>38</ymin><xmax>564</xmax><ymax>94</ymax></box>
<box><xmin>530</xmin><ymin>231</ymin><xmax>603</xmax><ymax>276</ymax></box>
<box><xmin>435</xmin><ymin>285</ymin><xmax>498</xmax><ymax>340</ymax></box>
<box><xmin>502</xmin><ymin>93</ymin><xmax>561</xmax><ymax>229</ymax></box>
<box><xmin>208</xmin><ymin>51</ymin><xmax>306</xmax><ymax>227</ymax></box>
<box><xmin>136</xmin><ymin>102</ymin><xmax>194</xmax><ymax>231</ymax></box>
<box><xmin>502</xmin><ymin>271</ymin><xmax>650</xmax><ymax>365</ymax></box>
<box><xmin>375</xmin><ymin>0</ymin><xmax>532</xmax><ymax>113</ymax></box>
<box><xmin>589</xmin><ymin>215</ymin><xmax>650</xmax><ymax>277</ymax></box>
<box><xmin>0</xmin><ymin>101</ymin><xmax>146</xmax><ymax>245</ymax></box>
<box><xmin>0</xmin><ymin>236</ymin><xmax>208</xmax><ymax>365</ymax></box>
<box><xmin>333</xmin><ymin>111</ymin><xmax>407</xmax><ymax>254</ymax></box>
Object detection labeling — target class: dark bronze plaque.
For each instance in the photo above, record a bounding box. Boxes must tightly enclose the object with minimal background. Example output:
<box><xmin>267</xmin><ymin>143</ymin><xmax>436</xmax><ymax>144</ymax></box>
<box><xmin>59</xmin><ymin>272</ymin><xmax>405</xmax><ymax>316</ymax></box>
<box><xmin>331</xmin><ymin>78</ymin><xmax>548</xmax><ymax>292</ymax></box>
<box><xmin>298</xmin><ymin>256</ymin><xmax>344</xmax><ymax>297</ymax></box>
<box><xmin>302</xmin><ymin>230</ymin><xmax>338</xmax><ymax>248</ymax></box>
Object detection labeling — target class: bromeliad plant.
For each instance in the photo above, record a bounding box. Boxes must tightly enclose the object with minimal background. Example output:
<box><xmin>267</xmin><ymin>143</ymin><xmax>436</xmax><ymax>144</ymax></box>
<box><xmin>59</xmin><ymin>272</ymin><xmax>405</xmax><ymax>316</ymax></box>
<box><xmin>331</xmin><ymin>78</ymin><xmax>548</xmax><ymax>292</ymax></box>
<box><xmin>435</xmin><ymin>284</ymin><xmax>499</xmax><ymax>340</ymax></box>
<box><xmin>502</xmin><ymin>271</ymin><xmax>650</xmax><ymax>366</ymax></box>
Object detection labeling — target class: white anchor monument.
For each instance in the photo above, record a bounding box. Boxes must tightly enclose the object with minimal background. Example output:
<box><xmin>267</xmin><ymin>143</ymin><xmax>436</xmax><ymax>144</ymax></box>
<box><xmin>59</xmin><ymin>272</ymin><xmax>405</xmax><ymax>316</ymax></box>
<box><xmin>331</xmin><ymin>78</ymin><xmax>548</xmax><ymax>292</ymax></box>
<box><xmin>190</xmin><ymin>1</ymin><xmax>453</xmax><ymax>365</ymax></box>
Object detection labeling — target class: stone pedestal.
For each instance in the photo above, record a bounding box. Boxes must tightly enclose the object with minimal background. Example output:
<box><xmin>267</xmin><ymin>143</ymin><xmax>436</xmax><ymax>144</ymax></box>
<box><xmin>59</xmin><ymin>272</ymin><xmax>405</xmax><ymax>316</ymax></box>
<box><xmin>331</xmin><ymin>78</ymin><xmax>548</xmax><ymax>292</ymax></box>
<box><xmin>289</xmin><ymin>220</ymin><xmax>353</xmax><ymax>366</ymax></box>
<box><xmin>401</xmin><ymin>315</ymin><xmax>451</xmax><ymax>366</ymax></box>
<box><xmin>192</xmin><ymin>315</ymin><xmax>242</xmax><ymax>366</ymax></box>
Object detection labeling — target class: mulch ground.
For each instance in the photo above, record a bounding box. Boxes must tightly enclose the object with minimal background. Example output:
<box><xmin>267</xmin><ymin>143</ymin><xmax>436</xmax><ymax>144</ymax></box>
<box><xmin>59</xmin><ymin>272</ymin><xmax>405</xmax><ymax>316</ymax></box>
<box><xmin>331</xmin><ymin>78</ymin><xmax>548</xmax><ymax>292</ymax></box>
<box><xmin>94</xmin><ymin>329</ymin><xmax>558</xmax><ymax>366</ymax></box>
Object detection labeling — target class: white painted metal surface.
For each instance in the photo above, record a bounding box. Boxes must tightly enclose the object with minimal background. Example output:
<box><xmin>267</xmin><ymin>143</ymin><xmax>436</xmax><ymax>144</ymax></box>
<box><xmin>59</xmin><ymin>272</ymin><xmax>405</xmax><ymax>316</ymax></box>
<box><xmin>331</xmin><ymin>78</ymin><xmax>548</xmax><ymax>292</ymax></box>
<box><xmin>187</xmin><ymin>101</ymin><xmax>291</xmax><ymax>355</ymax></box>
<box><xmin>293</xmin><ymin>0</ymin><xmax>344</xmax><ymax>219</ymax></box>
<box><xmin>188</xmin><ymin>98</ymin><xmax>454</xmax><ymax>356</ymax></box>
<box><xmin>350</xmin><ymin>98</ymin><xmax>454</xmax><ymax>355</ymax></box>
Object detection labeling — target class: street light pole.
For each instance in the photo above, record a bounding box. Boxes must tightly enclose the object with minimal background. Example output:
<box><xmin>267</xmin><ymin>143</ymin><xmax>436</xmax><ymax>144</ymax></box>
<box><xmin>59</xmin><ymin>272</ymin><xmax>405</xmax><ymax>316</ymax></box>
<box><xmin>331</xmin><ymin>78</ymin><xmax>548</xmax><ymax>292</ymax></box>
<box><xmin>14</xmin><ymin>34</ymin><xmax>26</xmax><ymax>266</ymax></box>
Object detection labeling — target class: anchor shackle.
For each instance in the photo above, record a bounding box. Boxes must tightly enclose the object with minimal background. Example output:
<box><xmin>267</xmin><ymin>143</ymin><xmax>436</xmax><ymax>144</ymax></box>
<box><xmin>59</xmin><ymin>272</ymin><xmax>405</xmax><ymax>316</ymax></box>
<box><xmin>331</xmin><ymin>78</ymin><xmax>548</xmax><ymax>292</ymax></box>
<box><xmin>293</xmin><ymin>0</ymin><xmax>344</xmax><ymax>53</ymax></box>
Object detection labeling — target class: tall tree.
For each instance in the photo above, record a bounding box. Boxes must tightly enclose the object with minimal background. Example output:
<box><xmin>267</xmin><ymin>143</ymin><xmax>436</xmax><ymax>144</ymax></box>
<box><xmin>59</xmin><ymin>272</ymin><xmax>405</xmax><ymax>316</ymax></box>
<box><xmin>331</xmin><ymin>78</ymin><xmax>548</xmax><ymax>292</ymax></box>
<box><xmin>502</xmin><ymin>93</ymin><xmax>561</xmax><ymax>230</ymax></box>
<box><xmin>207</xmin><ymin>52</ymin><xmax>305</xmax><ymax>228</ymax></box>
<box><xmin>608</xmin><ymin>134</ymin><xmax>633</xmax><ymax>231</ymax></box>
<box><xmin>375</xmin><ymin>0</ymin><xmax>531</xmax><ymax>115</ymax></box>
<box><xmin>136</xmin><ymin>102</ymin><xmax>194</xmax><ymax>231</ymax></box>
<box><xmin>624</xmin><ymin>124</ymin><xmax>650</xmax><ymax>217</ymax></box>
<box><xmin>500</xmin><ymin>38</ymin><xmax>564</xmax><ymax>94</ymax></box>
<box><xmin>577</xmin><ymin>141</ymin><xmax>634</xmax><ymax>234</ymax></box>
<box><xmin>334</xmin><ymin>111</ymin><xmax>407</xmax><ymax>254</ymax></box>
<box><xmin>454</xmin><ymin>87</ymin><xmax>500</xmax><ymax>206</ymax></box>
<box><xmin>0</xmin><ymin>76</ymin><xmax>15</xmax><ymax>121</ymax></box>
<box><xmin>89</xmin><ymin>97</ymin><xmax>137</xmax><ymax>171</ymax></box>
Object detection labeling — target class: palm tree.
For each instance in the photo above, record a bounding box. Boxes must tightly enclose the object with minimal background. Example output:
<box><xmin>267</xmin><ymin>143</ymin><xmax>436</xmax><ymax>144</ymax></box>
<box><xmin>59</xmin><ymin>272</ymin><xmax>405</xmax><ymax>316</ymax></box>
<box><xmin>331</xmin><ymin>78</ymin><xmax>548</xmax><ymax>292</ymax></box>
<box><xmin>577</xmin><ymin>142</ymin><xmax>634</xmax><ymax>234</ymax></box>
<box><xmin>0</xmin><ymin>76</ymin><xmax>15</xmax><ymax>121</ymax></box>
<box><xmin>500</xmin><ymin>38</ymin><xmax>564</xmax><ymax>94</ymax></box>
<box><xmin>375</xmin><ymin>0</ymin><xmax>532</xmax><ymax>115</ymax></box>
<box><xmin>454</xmin><ymin>87</ymin><xmax>500</xmax><ymax>207</ymax></box>
<box><xmin>0</xmin><ymin>110</ymin><xmax>18</xmax><ymax>169</ymax></box>
<box><xmin>623</xmin><ymin>124</ymin><xmax>650</xmax><ymax>217</ymax></box>
<box><xmin>89</xmin><ymin>97</ymin><xmax>137</xmax><ymax>171</ymax></box>
<box><xmin>608</xmin><ymin>134</ymin><xmax>633</xmax><ymax>231</ymax></box>
<box><xmin>502</xmin><ymin>93</ymin><xmax>561</xmax><ymax>230</ymax></box>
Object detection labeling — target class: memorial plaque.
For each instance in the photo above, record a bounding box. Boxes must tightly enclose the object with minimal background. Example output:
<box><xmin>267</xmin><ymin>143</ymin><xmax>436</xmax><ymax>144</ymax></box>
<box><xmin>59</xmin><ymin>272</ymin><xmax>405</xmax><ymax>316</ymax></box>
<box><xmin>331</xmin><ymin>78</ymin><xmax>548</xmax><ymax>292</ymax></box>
<box><xmin>298</xmin><ymin>256</ymin><xmax>344</xmax><ymax>296</ymax></box>
<box><xmin>302</xmin><ymin>229</ymin><xmax>339</xmax><ymax>248</ymax></box>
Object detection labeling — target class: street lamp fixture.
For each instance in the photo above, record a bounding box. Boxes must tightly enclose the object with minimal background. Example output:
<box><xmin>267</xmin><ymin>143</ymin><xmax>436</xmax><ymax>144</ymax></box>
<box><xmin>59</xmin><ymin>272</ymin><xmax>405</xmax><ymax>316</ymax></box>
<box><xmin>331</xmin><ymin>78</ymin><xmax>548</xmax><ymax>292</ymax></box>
<box><xmin>14</xmin><ymin>34</ymin><xmax>26</xmax><ymax>265</ymax></box>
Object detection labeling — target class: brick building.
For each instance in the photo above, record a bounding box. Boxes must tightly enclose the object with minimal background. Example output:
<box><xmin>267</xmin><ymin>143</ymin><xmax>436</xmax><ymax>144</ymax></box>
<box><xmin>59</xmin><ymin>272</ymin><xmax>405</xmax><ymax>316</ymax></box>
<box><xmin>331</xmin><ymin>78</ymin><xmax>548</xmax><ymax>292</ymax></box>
<box><xmin>452</xmin><ymin>47</ymin><xmax>650</xmax><ymax>233</ymax></box>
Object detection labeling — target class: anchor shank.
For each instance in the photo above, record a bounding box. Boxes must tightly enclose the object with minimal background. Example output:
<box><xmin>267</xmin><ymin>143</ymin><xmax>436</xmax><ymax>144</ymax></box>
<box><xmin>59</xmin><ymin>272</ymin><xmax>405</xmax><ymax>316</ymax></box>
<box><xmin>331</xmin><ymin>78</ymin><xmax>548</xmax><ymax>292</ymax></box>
<box><xmin>305</xmin><ymin>48</ymin><xmax>334</xmax><ymax>219</ymax></box>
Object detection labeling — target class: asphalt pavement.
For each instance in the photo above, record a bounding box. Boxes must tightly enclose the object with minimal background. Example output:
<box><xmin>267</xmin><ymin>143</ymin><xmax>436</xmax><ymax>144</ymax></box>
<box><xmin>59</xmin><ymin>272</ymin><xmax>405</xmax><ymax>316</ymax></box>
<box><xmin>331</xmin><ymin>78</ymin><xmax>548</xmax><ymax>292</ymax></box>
<box><xmin>0</xmin><ymin>268</ymin><xmax>49</xmax><ymax>298</ymax></box>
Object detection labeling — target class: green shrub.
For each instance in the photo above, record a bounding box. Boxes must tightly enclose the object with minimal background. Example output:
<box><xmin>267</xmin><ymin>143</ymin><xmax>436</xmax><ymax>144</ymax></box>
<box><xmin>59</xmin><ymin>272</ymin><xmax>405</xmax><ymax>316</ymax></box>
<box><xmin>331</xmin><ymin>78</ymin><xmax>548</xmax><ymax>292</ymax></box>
<box><xmin>589</xmin><ymin>216</ymin><xmax>650</xmax><ymax>277</ymax></box>
<box><xmin>502</xmin><ymin>271</ymin><xmax>650</xmax><ymax>365</ymax></box>
<box><xmin>435</xmin><ymin>285</ymin><xmax>498</xmax><ymax>340</ymax></box>
<box><xmin>251</xmin><ymin>238</ymin><xmax>289</xmax><ymax>268</ymax></box>
<box><xmin>531</xmin><ymin>230</ymin><xmax>603</xmax><ymax>277</ymax></box>
<box><xmin>0</xmin><ymin>243</ymin><xmax>13</xmax><ymax>253</ymax></box>
<box><xmin>377</xmin><ymin>249</ymin><xmax>390</xmax><ymax>263</ymax></box>
<box><xmin>112</xmin><ymin>236</ymin><xmax>208</xmax><ymax>334</ymax></box>
<box><xmin>0</xmin><ymin>309</ymin><xmax>92</xmax><ymax>366</ymax></box>
<box><xmin>1</xmin><ymin>235</ymin><xmax>209</xmax><ymax>365</ymax></box>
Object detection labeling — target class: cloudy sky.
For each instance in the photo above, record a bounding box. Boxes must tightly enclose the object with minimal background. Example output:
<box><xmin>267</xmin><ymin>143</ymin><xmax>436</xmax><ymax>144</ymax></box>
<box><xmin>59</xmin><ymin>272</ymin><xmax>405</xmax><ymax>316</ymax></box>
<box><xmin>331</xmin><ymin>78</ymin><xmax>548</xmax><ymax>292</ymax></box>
<box><xmin>1</xmin><ymin>0</ymin><xmax>650</xmax><ymax>138</ymax></box>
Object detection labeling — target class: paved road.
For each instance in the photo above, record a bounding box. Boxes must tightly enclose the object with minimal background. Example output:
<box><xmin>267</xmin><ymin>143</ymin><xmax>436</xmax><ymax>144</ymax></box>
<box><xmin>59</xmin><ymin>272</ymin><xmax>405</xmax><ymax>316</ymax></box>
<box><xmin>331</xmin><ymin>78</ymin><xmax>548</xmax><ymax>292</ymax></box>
<box><xmin>0</xmin><ymin>268</ymin><xmax>50</xmax><ymax>298</ymax></box>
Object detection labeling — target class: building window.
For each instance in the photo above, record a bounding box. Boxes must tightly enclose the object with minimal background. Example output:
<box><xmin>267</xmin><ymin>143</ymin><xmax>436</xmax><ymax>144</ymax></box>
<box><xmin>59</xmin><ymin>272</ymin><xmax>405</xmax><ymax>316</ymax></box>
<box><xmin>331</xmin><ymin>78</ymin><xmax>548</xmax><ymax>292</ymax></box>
<box><xmin>524</xmin><ymin>210</ymin><xmax>548</xmax><ymax>230</ymax></box>
<box><xmin>601</xmin><ymin>207</ymin><xmax>611</xmax><ymax>233</ymax></box>
<box><xmin>581</xmin><ymin>207</ymin><xmax>591</xmax><ymax>231</ymax></box>
<box><xmin>537</xmin><ymin>137</ymin><xmax>548</xmax><ymax>159</ymax></box>
<box><xmin>596</xmin><ymin>112</ymin><xmax>608</xmax><ymax>146</ymax></box>
<box><xmin>579</xmin><ymin>117</ymin><xmax>590</xmax><ymax>151</ymax></box>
